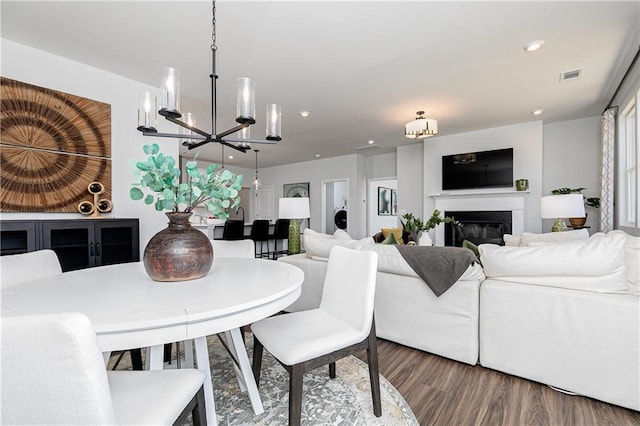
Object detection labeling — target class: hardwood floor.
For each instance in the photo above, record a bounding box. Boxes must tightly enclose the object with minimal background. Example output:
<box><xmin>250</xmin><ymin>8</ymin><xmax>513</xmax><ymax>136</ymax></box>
<box><xmin>359</xmin><ymin>339</ymin><xmax>640</xmax><ymax>426</ymax></box>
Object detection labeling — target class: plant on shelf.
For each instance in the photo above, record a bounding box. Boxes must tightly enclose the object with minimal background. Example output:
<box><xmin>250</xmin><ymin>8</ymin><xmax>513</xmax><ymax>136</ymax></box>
<box><xmin>130</xmin><ymin>143</ymin><xmax>243</xmax><ymax>219</ymax></box>
<box><xmin>401</xmin><ymin>209</ymin><xmax>461</xmax><ymax>244</ymax></box>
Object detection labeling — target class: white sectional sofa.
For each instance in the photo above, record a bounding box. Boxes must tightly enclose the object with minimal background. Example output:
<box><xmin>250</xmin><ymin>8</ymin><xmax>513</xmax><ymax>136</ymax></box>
<box><xmin>280</xmin><ymin>228</ymin><xmax>640</xmax><ymax>412</ymax></box>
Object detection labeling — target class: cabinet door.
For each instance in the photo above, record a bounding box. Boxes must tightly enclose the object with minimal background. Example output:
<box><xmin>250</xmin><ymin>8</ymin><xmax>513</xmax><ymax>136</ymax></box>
<box><xmin>94</xmin><ymin>219</ymin><xmax>140</xmax><ymax>266</ymax></box>
<box><xmin>0</xmin><ymin>221</ymin><xmax>39</xmax><ymax>255</ymax></box>
<box><xmin>41</xmin><ymin>221</ymin><xmax>95</xmax><ymax>271</ymax></box>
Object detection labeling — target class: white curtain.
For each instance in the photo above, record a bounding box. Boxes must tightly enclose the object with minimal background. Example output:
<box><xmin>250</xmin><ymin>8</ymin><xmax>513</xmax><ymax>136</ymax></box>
<box><xmin>600</xmin><ymin>108</ymin><xmax>616</xmax><ymax>232</ymax></box>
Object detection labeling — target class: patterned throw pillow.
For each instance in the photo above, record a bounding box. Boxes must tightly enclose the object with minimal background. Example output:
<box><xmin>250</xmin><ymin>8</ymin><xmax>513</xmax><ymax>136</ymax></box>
<box><xmin>382</xmin><ymin>232</ymin><xmax>399</xmax><ymax>245</ymax></box>
<box><xmin>381</xmin><ymin>227</ymin><xmax>404</xmax><ymax>245</ymax></box>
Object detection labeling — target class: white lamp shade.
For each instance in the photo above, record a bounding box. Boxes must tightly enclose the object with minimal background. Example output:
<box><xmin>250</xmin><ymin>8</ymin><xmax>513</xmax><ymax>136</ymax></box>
<box><xmin>404</xmin><ymin>116</ymin><xmax>438</xmax><ymax>139</ymax></box>
<box><xmin>541</xmin><ymin>194</ymin><xmax>585</xmax><ymax>218</ymax></box>
<box><xmin>279</xmin><ymin>197</ymin><xmax>310</xmax><ymax>219</ymax></box>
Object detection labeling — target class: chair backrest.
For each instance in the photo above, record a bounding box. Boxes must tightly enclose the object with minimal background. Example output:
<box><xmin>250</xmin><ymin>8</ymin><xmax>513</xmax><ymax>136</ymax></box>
<box><xmin>250</xmin><ymin>220</ymin><xmax>270</xmax><ymax>241</ymax></box>
<box><xmin>273</xmin><ymin>219</ymin><xmax>290</xmax><ymax>239</ymax></box>
<box><xmin>222</xmin><ymin>220</ymin><xmax>245</xmax><ymax>240</ymax></box>
<box><xmin>211</xmin><ymin>239</ymin><xmax>255</xmax><ymax>258</ymax></box>
<box><xmin>319</xmin><ymin>246</ymin><xmax>378</xmax><ymax>337</ymax></box>
<box><xmin>1</xmin><ymin>313</ymin><xmax>118</xmax><ymax>424</ymax></box>
<box><xmin>0</xmin><ymin>249</ymin><xmax>62</xmax><ymax>289</ymax></box>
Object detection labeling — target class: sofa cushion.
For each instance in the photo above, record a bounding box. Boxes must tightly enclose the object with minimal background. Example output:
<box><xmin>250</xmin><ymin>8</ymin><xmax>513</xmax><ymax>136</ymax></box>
<box><xmin>519</xmin><ymin>228</ymin><xmax>589</xmax><ymax>246</ymax></box>
<box><xmin>592</xmin><ymin>231</ymin><xmax>640</xmax><ymax>296</ymax></box>
<box><xmin>479</xmin><ymin>232</ymin><xmax>628</xmax><ymax>294</ymax></box>
<box><xmin>381</xmin><ymin>227</ymin><xmax>404</xmax><ymax>245</ymax></box>
<box><xmin>502</xmin><ymin>234</ymin><xmax>521</xmax><ymax>246</ymax></box>
<box><xmin>303</xmin><ymin>229</ymin><xmax>374</xmax><ymax>261</ymax></box>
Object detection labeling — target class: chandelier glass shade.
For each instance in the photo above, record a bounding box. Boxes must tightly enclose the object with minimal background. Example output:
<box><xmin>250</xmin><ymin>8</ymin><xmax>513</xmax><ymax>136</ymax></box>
<box><xmin>136</xmin><ymin>0</ymin><xmax>281</xmax><ymax>153</ymax></box>
<box><xmin>404</xmin><ymin>111</ymin><xmax>438</xmax><ymax>139</ymax></box>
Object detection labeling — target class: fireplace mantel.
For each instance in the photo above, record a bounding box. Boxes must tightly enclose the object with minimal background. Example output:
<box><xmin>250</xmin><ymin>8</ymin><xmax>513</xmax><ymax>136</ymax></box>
<box><xmin>429</xmin><ymin>191</ymin><xmax>529</xmax><ymax>245</ymax></box>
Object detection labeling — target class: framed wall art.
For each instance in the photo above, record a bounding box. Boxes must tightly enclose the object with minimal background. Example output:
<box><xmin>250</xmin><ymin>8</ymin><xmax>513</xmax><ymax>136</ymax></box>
<box><xmin>391</xmin><ymin>189</ymin><xmax>398</xmax><ymax>216</ymax></box>
<box><xmin>378</xmin><ymin>187</ymin><xmax>391</xmax><ymax>215</ymax></box>
<box><xmin>283</xmin><ymin>182</ymin><xmax>310</xmax><ymax>198</ymax></box>
<box><xmin>0</xmin><ymin>77</ymin><xmax>112</xmax><ymax>212</ymax></box>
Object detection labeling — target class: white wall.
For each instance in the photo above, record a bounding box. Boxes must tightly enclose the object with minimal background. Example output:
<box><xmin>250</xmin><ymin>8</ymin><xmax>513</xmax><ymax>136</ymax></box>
<box><xmin>423</xmin><ymin>122</ymin><xmax>544</xmax><ymax>233</ymax></box>
<box><xmin>543</xmin><ymin>116</ymin><xmax>601</xmax><ymax>232</ymax></box>
<box><xmin>397</xmin><ymin>143</ymin><xmax>423</xmax><ymax>219</ymax></box>
<box><xmin>0</xmin><ymin>39</ymin><xmax>179</xmax><ymax>254</ymax></box>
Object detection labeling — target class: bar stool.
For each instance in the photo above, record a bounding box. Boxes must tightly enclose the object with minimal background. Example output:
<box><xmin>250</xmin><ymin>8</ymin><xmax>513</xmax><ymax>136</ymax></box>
<box><xmin>250</xmin><ymin>220</ymin><xmax>271</xmax><ymax>258</ymax></box>
<box><xmin>269</xmin><ymin>219</ymin><xmax>290</xmax><ymax>260</ymax></box>
<box><xmin>222</xmin><ymin>220</ymin><xmax>245</xmax><ymax>240</ymax></box>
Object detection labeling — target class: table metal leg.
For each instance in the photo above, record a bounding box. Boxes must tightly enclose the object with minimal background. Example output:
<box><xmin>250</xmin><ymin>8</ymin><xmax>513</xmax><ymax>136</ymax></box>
<box><xmin>228</xmin><ymin>327</ymin><xmax>264</xmax><ymax>415</ymax></box>
<box><xmin>194</xmin><ymin>336</ymin><xmax>218</xmax><ymax>426</ymax></box>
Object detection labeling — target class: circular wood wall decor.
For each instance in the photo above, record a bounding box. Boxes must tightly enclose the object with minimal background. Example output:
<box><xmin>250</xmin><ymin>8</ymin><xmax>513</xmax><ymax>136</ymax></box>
<box><xmin>0</xmin><ymin>77</ymin><xmax>111</xmax><ymax>212</ymax></box>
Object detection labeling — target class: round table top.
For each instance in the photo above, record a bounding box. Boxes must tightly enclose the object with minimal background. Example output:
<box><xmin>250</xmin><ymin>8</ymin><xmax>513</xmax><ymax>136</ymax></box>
<box><xmin>2</xmin><ymin>258</ymin><xmax>303</xmax><ymax>349</ymax></box>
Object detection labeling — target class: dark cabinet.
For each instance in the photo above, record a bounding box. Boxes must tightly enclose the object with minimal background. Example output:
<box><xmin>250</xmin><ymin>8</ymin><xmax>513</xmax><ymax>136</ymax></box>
<box><xmin>1</xmin><ymin>219</ymin><xmax>139</xmax><ymax>272</ymax></box>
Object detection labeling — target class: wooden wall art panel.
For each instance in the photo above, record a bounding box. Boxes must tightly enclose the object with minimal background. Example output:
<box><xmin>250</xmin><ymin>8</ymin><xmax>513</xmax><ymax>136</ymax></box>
<box><xmin>0</xmin><ymin>77</ymin><xmax>111</xmax><ymax>212</ymax></box>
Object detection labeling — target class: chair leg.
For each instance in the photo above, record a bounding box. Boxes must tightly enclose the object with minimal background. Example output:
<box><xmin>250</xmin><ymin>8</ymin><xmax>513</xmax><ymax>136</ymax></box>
<box><xmin>130</xmin><ymin>349</ymin><xmax>143</xmax><ymax>370</ymax></box>
<box><xmin>366</xmin><ymin>326</ymin><xmax>382</xmax><ymax>417</ymax></box>
<box><xmin>191</xmin><ymin>386</ymin><xmax>207</xmax><ymax>426</ymax></box>
<box><xmin>289</xmin><ymin>364</ymin><xmax>304</xmax><ymax>426</ymax></box>
<box><xmin>252</xmin><ymin>335</ymin><xmax>264</xmax><ymax>387</ymax></box>
<box><xmin>329</xmin><ymin>362</ymin><xmax>336</xmax><ymax>379</ymax></box>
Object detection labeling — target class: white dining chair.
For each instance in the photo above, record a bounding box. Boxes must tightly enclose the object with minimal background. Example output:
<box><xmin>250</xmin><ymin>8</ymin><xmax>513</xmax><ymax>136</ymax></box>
<box><xmin>0</xmin><ymin>249</ymin><xmax>62</xmax><ymax>289</ymax></box>
<box><xmin>211</xmin><ymin>239</ymin><xmax>255</xmax><ymax>258</ymax></box>
<box><xmin>1</xmin><ymin>312</ymin><xmax>207</xmax><ymax>425</ymax></box>
<box><xmin>251</xmin><ymin>245</ymin><xmax>381</xmax><ymax>426</ymax></box>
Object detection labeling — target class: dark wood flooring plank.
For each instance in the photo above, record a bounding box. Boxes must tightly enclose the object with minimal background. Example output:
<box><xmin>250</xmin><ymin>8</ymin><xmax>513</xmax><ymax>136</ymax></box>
<box><xmin>359</xmin><ymin>338</ymin><xmax>640</xmax><ymax>426</ymax></box>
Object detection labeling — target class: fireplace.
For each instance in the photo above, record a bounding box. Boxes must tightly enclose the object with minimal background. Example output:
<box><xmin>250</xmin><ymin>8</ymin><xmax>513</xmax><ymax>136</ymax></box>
<box><xmin>444</xmin><ymin>210</ymin><xmax>512</xmax><ymax>246</ymax></box>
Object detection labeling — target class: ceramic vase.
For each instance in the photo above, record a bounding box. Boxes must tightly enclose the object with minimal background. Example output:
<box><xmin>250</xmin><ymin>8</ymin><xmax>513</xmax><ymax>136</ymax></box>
<box><xmin>143</xmin><ymin>212</ymin><xmax>213</xmax><ymax>282</ymax></box>
<box><xmin>418</xmin><ymin>232</ymin><xmax>433</xmax><ymax>246</ymax></box>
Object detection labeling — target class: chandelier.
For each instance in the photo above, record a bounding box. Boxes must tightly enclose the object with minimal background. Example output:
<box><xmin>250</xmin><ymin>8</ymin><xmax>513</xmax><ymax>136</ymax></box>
<box><xmin>404</xmin><ymin>111</ymin><xmax>438</xmax><ymax>139</ymax></box>
<box><xmin>136</xmin><ymin>0</ymin><xmax>281</xmax><ymax>153</ymax></box>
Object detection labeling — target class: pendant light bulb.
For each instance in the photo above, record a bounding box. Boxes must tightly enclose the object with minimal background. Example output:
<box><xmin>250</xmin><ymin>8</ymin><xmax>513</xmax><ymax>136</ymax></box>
<box><xmin>253</xmin><ymin>150</ymin><xmax>260</xmax><ymax>190</ymax></box>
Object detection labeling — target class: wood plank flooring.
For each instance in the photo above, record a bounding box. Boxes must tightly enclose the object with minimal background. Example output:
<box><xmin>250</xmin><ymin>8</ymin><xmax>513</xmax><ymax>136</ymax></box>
<box><xmin>359</xmin><ymin>339</ymin><xmax>640</xmax><ymax>426</ymax></box>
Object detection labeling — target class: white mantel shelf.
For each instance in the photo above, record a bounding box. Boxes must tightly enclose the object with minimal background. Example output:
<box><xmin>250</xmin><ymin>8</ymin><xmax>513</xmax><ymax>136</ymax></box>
<box><xmin>429</xmin><ymin>190</ymin><xmax>530</xmax><ymax>199</ymax></box>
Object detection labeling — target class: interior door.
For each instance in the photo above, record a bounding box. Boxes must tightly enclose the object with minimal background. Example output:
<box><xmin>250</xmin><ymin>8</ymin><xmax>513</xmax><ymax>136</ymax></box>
<box><xmin>255</xmin><ymin>185</ymin><xmax>275</xmax><ymax>221</ymax></box>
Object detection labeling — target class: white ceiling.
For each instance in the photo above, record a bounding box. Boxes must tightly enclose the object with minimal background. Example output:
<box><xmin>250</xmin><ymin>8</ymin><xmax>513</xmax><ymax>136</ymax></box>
<box><xmin>2</xmin><ymin>1</ymin><xmax>638</xmax><ymax>169</ymax></box>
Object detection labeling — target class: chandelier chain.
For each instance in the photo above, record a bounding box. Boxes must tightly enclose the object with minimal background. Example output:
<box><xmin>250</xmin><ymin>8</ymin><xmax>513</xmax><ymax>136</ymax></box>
<box><xmin>211</xmin><ymin>0</ymin><xmax>217</xmax><ymax>50</ymax></box>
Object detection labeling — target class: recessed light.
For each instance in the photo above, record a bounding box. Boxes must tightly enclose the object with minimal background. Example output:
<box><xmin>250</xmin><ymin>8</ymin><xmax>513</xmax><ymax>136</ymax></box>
<box><xmin>228</xmin><ymin>155</ymin><xmax>234</xmax><ymax>159</ymax></box>
<box><xmin>532</xmin><ymin>109</ymin><xmax>544</xmax><ymax>115</ymax></box>
<box><xmin>315</xmin><ymin>154</ymin><xmax>321</xmax><ymax>158</ymax></box>
<box><xmin>523</xmin><ymin>40</ymin><xmax>544</xmax><ymax>52</ymax></box>
<box><xmin>368</xmin><ymin>140</ymin><xmax>375</xmax><ymax>145</ymax></box>
<box><xmin>299</xmin><ymin>111</ymin><xmax>310</xmax><ymax>118</ymax></box>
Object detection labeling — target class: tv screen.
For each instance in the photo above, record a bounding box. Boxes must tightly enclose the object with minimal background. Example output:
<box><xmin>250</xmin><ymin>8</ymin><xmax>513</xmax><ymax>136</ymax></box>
<box><xmin>442</xmin><ymin>148</ymin><xmax>513</xmax><ymax>190</ymax></box>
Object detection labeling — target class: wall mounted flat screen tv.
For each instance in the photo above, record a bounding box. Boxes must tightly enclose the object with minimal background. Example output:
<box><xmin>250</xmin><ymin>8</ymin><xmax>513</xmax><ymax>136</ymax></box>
<box><xmin>442</xmin><ymin>148</ymin><xmax>513</xmax><ymax>190</ymax></box>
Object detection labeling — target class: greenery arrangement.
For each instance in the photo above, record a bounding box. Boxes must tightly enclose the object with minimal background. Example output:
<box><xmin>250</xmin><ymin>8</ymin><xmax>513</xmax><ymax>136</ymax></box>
<box><xmin>551</xmin><ymin>187</ymin><xmax>600</xmax><ymax>209</ymax></box>
<box><xmin>401</xmin><ymin>209</ymin><xmax>461</xmax><ymax>233</ymax></box>
<box><xmin>129</xmin><ymin>143</ymin><xmax>243</xmax><ymax>219</ymax></box>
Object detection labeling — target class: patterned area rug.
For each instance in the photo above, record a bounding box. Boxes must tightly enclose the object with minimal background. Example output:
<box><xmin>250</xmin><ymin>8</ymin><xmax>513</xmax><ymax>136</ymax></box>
<box><xmin>110</xmin><ymin>334</ymin><xmax>419</xmax><ymax>425</ymax></box>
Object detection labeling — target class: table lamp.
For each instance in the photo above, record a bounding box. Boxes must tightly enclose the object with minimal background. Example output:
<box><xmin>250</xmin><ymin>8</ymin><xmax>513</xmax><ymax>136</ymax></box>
<box><xmin>279</xmin><ymin>197</ymin><xmax>310</xmax><ymax>254</ymax></box>
<box><xmin>541</xmin><ymin>194</ymin><xmax>585</xmax><ymax>232</ymax></box>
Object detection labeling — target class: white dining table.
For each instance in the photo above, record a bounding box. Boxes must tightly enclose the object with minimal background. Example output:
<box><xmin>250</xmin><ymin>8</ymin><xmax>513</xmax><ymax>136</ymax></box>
<box><xmin>1</xmin><ymin>257</ymin><xmax>304</xmax><ymax>426</ymax></box>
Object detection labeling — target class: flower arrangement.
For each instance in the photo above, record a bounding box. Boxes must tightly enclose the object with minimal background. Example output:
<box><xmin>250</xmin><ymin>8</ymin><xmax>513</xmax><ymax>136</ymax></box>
<box><xmin>401</xmin><ymin>209</ymin><xmax>461</xmax><ymax>233</ymax></box>
<box><xmin>129</xmin><ymin>143</ymin><xmax>243</xmax><ymax>219</ymax></box>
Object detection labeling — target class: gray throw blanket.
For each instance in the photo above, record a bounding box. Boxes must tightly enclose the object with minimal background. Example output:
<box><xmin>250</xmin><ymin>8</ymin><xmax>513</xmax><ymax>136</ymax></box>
<box><xmin>395</xmin><ymin>246</ymin><xmax>477</xmax><ymax>297</ymax></box>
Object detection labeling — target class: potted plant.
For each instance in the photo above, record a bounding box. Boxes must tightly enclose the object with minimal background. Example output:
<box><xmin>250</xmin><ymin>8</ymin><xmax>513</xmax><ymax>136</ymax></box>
<box><xmin>130</xmin><ymin>143</ymin><xmax>243</xmax><ymax>281</ymax></box>
<box><xmin>401</xmin><ymin>209</ymin><xmax>460</xmax><ymax>245</ymax></box>
<box><xmin>550</xmin><ymin>187</ymin><xmax>600</xmax><ymax>228</ymax></box>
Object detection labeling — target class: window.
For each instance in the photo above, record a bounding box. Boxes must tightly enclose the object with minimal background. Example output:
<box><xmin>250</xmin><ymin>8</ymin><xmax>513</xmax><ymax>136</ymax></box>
<box><xmin>619</xmin><ymin>92</ymin><xmax>639</xmax><ymax>228</ymax></box>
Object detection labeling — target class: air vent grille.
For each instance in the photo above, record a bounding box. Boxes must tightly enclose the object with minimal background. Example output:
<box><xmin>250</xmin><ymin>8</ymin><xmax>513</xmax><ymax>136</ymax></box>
<box><xmin>560</xmin><ymin>68</ymin><xmax>582</xmax><ymax>82</ymax></box>
<box><xmin>356</xmin><ymin>144</ymin><xmax>384</xmax><ymax>150</ymax></box>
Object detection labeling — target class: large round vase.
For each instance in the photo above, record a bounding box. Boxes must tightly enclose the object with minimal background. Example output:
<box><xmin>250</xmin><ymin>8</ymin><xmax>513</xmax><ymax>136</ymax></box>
<box><xmin>143</xmin><ymin>212</ymin><xmax>213</xmax><ymax>282</ymax></box>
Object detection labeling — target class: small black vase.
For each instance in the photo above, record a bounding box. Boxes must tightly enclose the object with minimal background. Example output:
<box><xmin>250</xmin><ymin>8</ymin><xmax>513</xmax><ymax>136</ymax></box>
<box><xmin>143</xmin><ymin>212</ymin><xmax>213</xmax><ymax>282</ymax></box>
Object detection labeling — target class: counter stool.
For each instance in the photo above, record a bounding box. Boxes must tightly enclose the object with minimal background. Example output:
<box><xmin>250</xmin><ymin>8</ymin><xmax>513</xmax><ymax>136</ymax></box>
<box><xmin>269</xmin><ymin>219</ymin><xmax>290</xmax><ymax>260</ymax></box>
<box><xmin>250</xmin><ymin>220</ymin><xmax>271</xmax><ymax>258</ymax></box>
<box><xmin>222</xmin><ymin>220</ymin><xmax>245</xmax><ymax>240</ymax></box>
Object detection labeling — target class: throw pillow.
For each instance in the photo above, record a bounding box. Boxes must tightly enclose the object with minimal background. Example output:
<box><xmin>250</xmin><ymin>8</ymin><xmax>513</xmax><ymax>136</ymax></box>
<box><xmin>333</xmin><ymin>229</ymin><xmax>352</xmax><ymax>240</ymax></box>
<box><xmin>381</xmin><ymin>232</ymin><xmax>399</xmax><ymax>245</ymax></box>
<box><xmin>381</xmin><ymin>227</ymin><xmax>404</xmax><ymax>245</ymax></box>
<box><xmin>519</xmin><ymin>228</ymin><xmax>589</xmax><ymax>247</ymax></box>
<box><xmin>462</xmin><ymin>239</ymin><xmax>481</xmax><ymax>264</ymax></box>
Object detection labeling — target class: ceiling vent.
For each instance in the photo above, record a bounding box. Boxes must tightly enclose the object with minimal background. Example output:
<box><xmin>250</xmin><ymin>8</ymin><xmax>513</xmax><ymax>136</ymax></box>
<box><xmin>356</xmin><ymin>143</ymin><xmax>384</xmax><ymax>151</ymax></box>
<box><xmin>560</xmin><ymin>68</ymin><xmax>582</xmax><ymax>82</ymax></box>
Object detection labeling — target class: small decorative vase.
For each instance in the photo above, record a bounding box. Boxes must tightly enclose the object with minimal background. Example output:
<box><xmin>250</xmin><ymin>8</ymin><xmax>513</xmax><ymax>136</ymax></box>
<box><xmin>288</xmin><ymin>219</ymin><xmax>301</xmax><ymax>254</ymax></box>
<box><xmin>143</xmin><ymin>212</ymin><xmax>213</xmax><ymax>282</ymax></box>
<box><xmin>569</xmin><ymin>214</ymin><xmax>587</xmax><ymax>229</ymax></box>
<box><xmin>418</xmin><ymin>232</ymin><xmax>433</xmax><ymax>246</ymax></box>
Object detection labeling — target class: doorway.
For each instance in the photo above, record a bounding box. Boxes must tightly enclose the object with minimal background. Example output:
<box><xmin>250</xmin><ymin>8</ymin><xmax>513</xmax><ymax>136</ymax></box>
<box><xmin>321</xmin><ymin>179</ymin><xmax>349</xmax><ymax>234</ymax></box>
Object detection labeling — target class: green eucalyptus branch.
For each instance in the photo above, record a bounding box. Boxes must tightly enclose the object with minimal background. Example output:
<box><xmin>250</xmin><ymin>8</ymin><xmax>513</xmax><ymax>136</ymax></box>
<box><xmin>130</xmin><ymin>143</ymin><xmax>243</xmax><ymax>219</ymax></box>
